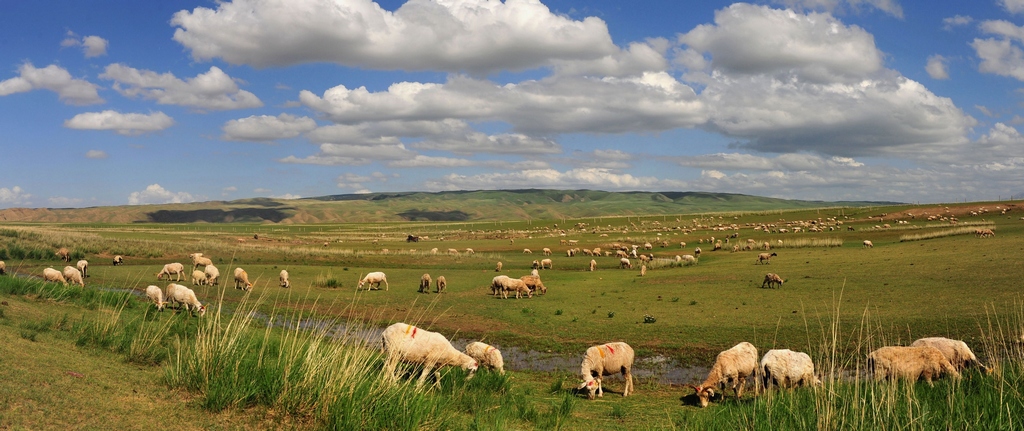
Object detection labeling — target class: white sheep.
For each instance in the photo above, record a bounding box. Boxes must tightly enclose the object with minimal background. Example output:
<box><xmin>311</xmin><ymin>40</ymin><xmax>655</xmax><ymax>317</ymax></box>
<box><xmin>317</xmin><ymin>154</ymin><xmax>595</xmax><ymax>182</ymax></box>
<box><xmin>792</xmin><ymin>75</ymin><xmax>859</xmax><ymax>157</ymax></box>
<box><xmin>0</xmin><ymin>260</ymin><xmax>5</xmax><ymax>275</ymax></box>
<box><xmin>43</xmin><ymin>267</ymin><xmax>67</xmax><ymax>285</ymax></box>
<box><xmin>168</xmin><ymin>284</ymin><xmax>207</xmax><ymax>317</ymax></box>
<box><xmin>156</xmin><ymin>263</ymin><xmax>185</xmax><ymax>282</ymax></box>
<box><xmin>204</xmin><ymin>264</ymin><xmax>220</xmax><ymax>286</ymax></box>
<box><xmin>435</xmin><ymin>275</ymin><xmax>447</xmax><ymax>293</ymax></box>
<box><xmin>762</xmin><ymin>273</ymin><xmax>784</xmax><ymax>289</ymax></box>
<box><xmin>495</xmin><ymin>261</ymin><xmax>503</xmax><ymax>272</ymax></box>
<box><xmin>640</xmin><ymin>264</ymin><xmax>647</xmax><ymax>276</ymax></box>
<box><xmin>358</xmin><ymin>271</ymin><xmax>389</xmax><ymax>291</ymax></box>
<box><xmin>188</xmin><ymin>253</ymin><xmax>213</xmax><ymax>272</ymax></box>
<box><xmin>191</xmin><ymin>270</ymin><xmax>208</xmax><ymax>286</ymax></box>
<box><xmin>531</xmin><ymin>269</ymin><xmax>540</xmax><ymax>278</ymax></box>
<box><xmin>279</xmin><ymin>269</ymin><xmax>290</xmax><ymax>288</ymax></box>
<box><xmin>910</xmin><ymin>337</ymin><xmax>986</xmax><ymax>372</ymax></box>
<box><xmin>542</xmin><ymin>247</ymin><xmax>552</xmax><ymax>255</ymax></box>
<box><xmin>867</xmin><ymin>345</ymin><xmax>961</xmax><ymax>385</ymax></box>
<box><xmin>491</xmin><ymin>275</ymin><xmax>510</xmax><ymax>297</ymax></box>
<box><xmin>539</xmin><ymin>258</ymin><xmax>552</xmax><ymax>270</ymax></box>
<box><xmin>233</xmin><ymin>267</ymin><xmax>253</xmax><ymax>291</ymax></box>
<box><xmin>76</xmin><ymin>259</ymin><xmax>89</xmax><ymax>278</ymax></box>
<box><xmin>499</xmin><ymin>277</ymin><xmax>532</xmax><ymax>299</ymax></box>
<box><xmin>523</xmin><ymin>248</ymin><xmax>532</xmax><ymax>254</ymax></box>
<box><xmin>589</xmin><ymin>259</ymin><xmax>596</xmax><ymax>272</ymax></box>
<box><xmin>688</xmin><ymin>342</ymin><xmax>759</xmax><ymax>408</ymax></box>
<box><xmin>680</xmin><ymin>254</ymin><xmax>697</xmax><ymax>264</ymax></box>
<box><xmin>578</xmin><ymin>342</ymin><xmax>635</xmax><ymax>399</ymax></box>
<box><xmin>756</xmin><ymin>252</ymin><xmax>777</xmax><ymax>264</ymax></box>
<box><xmin>465</xmin><ymin>341</ymin><xmax>505</xmax><ymax>374</ymax></box>
<box><xmin>62</xmin><ymin>266</ymin><xmax>85</xmax><ymax>287</ymax></box>
<box><xmin>112</xmin><ymin>255</ymin><xmax>124</xmax><ymax>266</ymax></box>
<box><xmin>465</xmin><ymin>248</ymin><xmax>475</xmax><ymax>254</ymax></box>
<box><xmin>145</xmin><ymin>285</ymin><xmax>168</xmax><ymax>311</ymax></box>
<box><xmin>381</xmin><ymin>322</ymin><xmax>478</xmax><ymax>387</ymax></box>
<box><xmin>760</xmin><ymin>349</ymin><xmax>820</xmax><ymax>389</ymax></box>
<box><xmin>419</xmin><ymin>273</ymin><xmax>432</xmax><ymax>293</ymax></box>
<box><xmin>519</xmin><ymin>275</ymin><xmax>546</xmax><ymax>295</ymax></box>
<box><xmin>619</xmin><ymin>258</ymin><xmax>632</xmax><ymax>269</ymax></box>
<box><xmin>863</xmin><ymin>240</ymin><xmax>874</xmax><ymax>248</ymax></box>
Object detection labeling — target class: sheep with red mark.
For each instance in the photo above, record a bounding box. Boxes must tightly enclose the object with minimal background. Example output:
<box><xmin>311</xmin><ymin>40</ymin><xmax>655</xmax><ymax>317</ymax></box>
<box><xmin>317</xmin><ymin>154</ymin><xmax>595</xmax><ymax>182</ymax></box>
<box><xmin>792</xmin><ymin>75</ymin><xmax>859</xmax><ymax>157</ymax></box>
<box><xmin>688</xmin><ymin>342</ymin><xmax>759</xmax><ymax>408</ymax></box>
<box><xmin>578</xmin><ymin>342</ymin><xmax>635</xmax><ymax>399</ymax></box>
<box><xmin>465</xmin><ymin>341</ymin><xmax>504</xmax><ymax>374</ymax></box>
<box><xmin>381</xmin><ymin>322</ymin><xmax>478</xmax><ymax>388</ymax></box>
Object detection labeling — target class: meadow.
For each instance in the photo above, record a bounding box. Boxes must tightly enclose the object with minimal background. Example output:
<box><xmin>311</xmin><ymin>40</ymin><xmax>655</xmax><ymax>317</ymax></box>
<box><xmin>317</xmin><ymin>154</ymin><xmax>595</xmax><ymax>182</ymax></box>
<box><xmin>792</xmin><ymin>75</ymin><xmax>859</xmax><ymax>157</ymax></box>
<box><xmin>1</xmin><ymin>200</ymin><xmax>1022</xmax><ymax>429</ymax></box>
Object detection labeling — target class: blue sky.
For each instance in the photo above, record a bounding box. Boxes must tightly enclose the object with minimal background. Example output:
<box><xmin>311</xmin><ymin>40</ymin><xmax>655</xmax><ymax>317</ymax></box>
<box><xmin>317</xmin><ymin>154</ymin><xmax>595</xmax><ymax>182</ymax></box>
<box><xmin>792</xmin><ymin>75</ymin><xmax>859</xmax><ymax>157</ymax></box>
<box><xmin>2</xmin><ymin>0</ymin><xmax>1024</xmax><ymax>208</ymax></box>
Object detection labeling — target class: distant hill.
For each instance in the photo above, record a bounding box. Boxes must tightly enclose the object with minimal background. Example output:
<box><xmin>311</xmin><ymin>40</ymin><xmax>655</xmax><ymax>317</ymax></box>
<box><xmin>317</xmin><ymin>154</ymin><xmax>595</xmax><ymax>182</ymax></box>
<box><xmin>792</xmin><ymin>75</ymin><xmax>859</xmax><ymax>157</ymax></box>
<box><xmin>0</xmin><ymin>190</ymin><xmax>899</xmax><ymax>224</ymax></box>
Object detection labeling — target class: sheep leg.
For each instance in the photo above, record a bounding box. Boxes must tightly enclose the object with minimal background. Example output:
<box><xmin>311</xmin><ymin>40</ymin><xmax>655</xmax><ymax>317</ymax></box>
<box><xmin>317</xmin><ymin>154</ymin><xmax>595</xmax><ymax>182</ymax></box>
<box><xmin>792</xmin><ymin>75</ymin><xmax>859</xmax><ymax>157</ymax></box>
<box><xmin>384</xmin><ymin>279</ymin><xmax>389</xmax><ymax>291</ymax></box>
<box><xmin>623</xmin><ymin>368</ymin><xmax>633</xmax><ymax>397</ymax></box>
<box><xmin>597</xmin><ymin>377</ymin><xmax>604</xmax><ymax>398</ymax></box>
<box><xmin>417</xmin><ymin>364</ymin><xmax>435</xmax><ymax>388</ymax></box>
<box><xmin>735</xmin><ymin>377</ymin><xmax>746</xmax><ymax>399</ymax></box>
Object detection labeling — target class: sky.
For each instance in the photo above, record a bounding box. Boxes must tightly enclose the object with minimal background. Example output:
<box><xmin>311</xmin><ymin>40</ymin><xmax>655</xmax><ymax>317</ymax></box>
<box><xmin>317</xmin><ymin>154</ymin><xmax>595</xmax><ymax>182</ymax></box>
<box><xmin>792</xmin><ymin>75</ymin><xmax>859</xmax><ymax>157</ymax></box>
<box><xmin>2</xmin><ymin>0</ymin><xmax>1024</xmax><ymax>208</ymax></box>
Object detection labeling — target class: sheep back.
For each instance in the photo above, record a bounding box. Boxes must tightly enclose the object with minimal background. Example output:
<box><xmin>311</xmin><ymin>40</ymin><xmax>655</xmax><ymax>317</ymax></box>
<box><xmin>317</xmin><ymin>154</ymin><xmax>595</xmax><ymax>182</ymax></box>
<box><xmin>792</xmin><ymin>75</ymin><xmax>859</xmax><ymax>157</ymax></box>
<box><xmin>910</xmin><ymin>337</ymin><xmax>982</xmax><ymax>371</ymax></box>
<box><xmin>868</xmin><ymin>346</ymin><xmax>961</xmax><ymax>383</ymax></box>
<box><xmin>381</xmin><ymin>323</ymin><xmax>477</xmax><ymax>371</ymax></box>
<box><xmin>760</xmin><ymin>349</ymin><xmax>818</xmax><ymax>388</ymax></box>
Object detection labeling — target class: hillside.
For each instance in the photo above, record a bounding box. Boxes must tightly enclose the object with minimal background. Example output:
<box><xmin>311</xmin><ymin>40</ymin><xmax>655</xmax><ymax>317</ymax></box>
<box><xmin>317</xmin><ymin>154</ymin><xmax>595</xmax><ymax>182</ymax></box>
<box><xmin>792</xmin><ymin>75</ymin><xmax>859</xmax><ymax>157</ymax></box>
<box><xmin>0</xmin><ymin>189</ymin><xmax>897</xmax><ymax>224</ymax></box>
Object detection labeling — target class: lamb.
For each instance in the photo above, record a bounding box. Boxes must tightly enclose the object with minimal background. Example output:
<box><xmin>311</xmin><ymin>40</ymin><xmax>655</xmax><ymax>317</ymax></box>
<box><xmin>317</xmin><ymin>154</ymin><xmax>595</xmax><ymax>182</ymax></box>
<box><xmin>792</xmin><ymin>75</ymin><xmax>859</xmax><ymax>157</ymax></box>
<box><xmin>465</xmin><ymin>248</ymin><xmax>475</xmax><ymax>254</ymax></box>
<box><xmin>465</xmin><ymin>341</ymin><xmax>505</xmax><ymax>374</ymax></box>
<box><xmin>435</xmin><ymin>275</ymin><xmax>447</xmax><ymax>293</ymax></box>
<box><xmin>578</xmin><ymin>342</ymin><xmax>635</xmax><ymax>399</ymax></box>
<box><xmin>63</xmin><ymin>266</ymin><xmax>85</xmax><ymax>287</ymax></box>
<box><xmin>519</xmin><ymin>275</ymin><xmax>547</xmax><ymax>295</ymax></box>
<box><xmin>532</xmin><ymin>260</ymin><xmax>541</xmax><ymax>269</ymax></box>
<box><xmin>531</xmin><ymin>269</ymin><xmax>540</xmax><ymax>278</ymax></box>
<box><xmin>762</xmin><ymin>273</ymin><xmax>784</xmax><ymax>289</ymax></box>
<box><xmin>56</xmin><ymin>247</ymin><xmax>71</xmax><ymax>262</ymax></box>
<box><xmin>495</xmin><ymin>261</ymin><xmax>503</xmax><ymax>272</ymax></box>
<box><xmin>688</xmin><ymin>342</ymin><xmax>759</xmax><ymax>408</ymax></box>
<box><xmin>619</xmin><ymin>258</ymin><xmax>632</xmax><ymax>269</ymax></box>
<box><xmin>419</xmin><ymin>273</ymin><xmax>432</xmax><ymax>293</ymax></box>
<box><xmin>381</xmin><ymin>322</ymin><xmax>478</xmax><ymax>388</ymax></box>
<box><xmin>145</xmin><ymin>285</ymin><xmax>168</xmax><ymax>311</ymax></box>
<box><xmin>156</xmin><ymin>263</ymin><xmax>185</xmax><ymax>282</ymax></box>
<box><xmin>910</xmin><ymin>337</ymin><xmax>986</xmax><ymax>372</ymax></box>
<box><xmin>863</xmin><ymin>240</ymin><xmax>873</xmax><ymax>248</ymax></box>
<box><xmin>204</xmin><ymin>264</ymin><xmax>220</xmax><ymax>286</ymax></box>
<box><xmin>539</xmin><ymin>258</ymin><xmax>552</xmax><ymax>270</ymax></box>
<box><xmin>191</xmin><ymin>270</ymin><xmax>208</xmax><ymax>286</ymax></box>
<box><xmin>188</xmin><ymin>252</ymin><xmax>213</xmax><ymax>272</ymax></box>
<box><xmin>589</xmin><ymin>259</ymin><xmax>596</xmax><ymax>271</ymax></box>
<box><xmin>43</xmin><ymin>267</ymin><xmax>67</xmax><ymax>285</ymax></box>
<box><xmin>358</xmin><ymin>271</ymin><xmax>389</xmax><ymax>291</ymax></box>
<box><xmin>112</xmin><ymin>255</ymin><xmax>124</xmax><ymax>266</ymax></box>
<box><xmin>76</xmin><ymin>259</ymin><xmax>89</xmax><ymax>278</ymax></box>
<box><xmin>0</xmin><ymin>260</ymin><xmax>5</xmax><ymax>275</ymax></box>
<box><xmin>447</xmin><ymin>248</ymin><xmax>460</xmax><ymax>255</ymax></box>
<box><xmin>279</xmin><ymin>269</ymin><xmax>290</xmax><ymax>288</ymax></box>
<box><xmin>867</xmin><ymin>346</ymin><xmax>961</xmax><ymax>385</ymax></box>
<box><xmin>168</xmin><ymin>284</ymin><xmax>207</xmax><ymax>317</ymax></box>
<box><xmin>757</xmin><ymin>252</ymin><xmax>778</xmax><ymax>264</ymax></box>
<box><xmin>233</xmin><ymin>267</ymin><xmax>253</xmax><ymax>291</ymax></box>
<box><xmin>760</xmin><ymin>349</ymin><xmax>820</xmax><ymax>389</ymax></box>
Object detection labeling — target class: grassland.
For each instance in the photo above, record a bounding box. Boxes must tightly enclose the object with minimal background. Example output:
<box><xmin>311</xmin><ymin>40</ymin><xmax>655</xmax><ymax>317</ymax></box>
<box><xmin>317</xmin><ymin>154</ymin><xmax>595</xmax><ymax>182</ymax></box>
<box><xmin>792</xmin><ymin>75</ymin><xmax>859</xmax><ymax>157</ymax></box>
<box><xmin>1</xmin><ymin>199</ymin><xmax>1022</xmax><ymax>429</ymax></box>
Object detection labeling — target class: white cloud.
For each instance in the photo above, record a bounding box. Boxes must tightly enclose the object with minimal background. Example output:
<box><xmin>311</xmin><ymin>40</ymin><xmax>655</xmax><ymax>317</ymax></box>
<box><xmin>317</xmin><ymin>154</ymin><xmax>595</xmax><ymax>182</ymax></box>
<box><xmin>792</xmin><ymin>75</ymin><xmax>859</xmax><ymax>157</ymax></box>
<box><xmin>100</xmin><ymin>64</ymin><xmax>263</xmax><ymax>111</ymax></box>
<box><xmin>222</xmin><ymin>114</ymin><xmax>317</xmax><ymax>141</ymax></box>
<box><xmin>128</xmin><ymin>184</ymin><xmax>196</xmax><ymax>205</ymax></box>
<box><xmin>64</xmin><ymin>111</ymin><xmax>174</xmax><ymax>135</ymax></box>
<box><xmin>0</xmin><ymin>63</ymin><xmax>103</xmax><ymax>105</ymax></box>
<box><xmin>253</xmin><ymin>188</ymin><xmax>272</xmax><ymax>194</ymax></box>
<box><xmin>48</xmin><ymin>196</ymin><xmax>83</xmax><ymax>207</ymax></box>
<box><xmin>0</xmin><ymin>186</ymin><xmax>31</xmax><ymax>206</ymax></box>
<box><xmin>423</xmin><ymin>168</ymin><xmax>676</xmax><ymax>191</ymax></box>
<box><xmin>85</xmin><ymin>150</ymin><xmax>108</xmax><ymax>159</ymax></box>
<box><xmin>943</xmin><ymin>15</ymin><xmax>973</xmax><ymax>30</ymax></box>
<box><xmin>972</xmin><ymin>37</ymin><xmax>1024</xmax><ymax>81</ymax></box>
<box><xmin>281</xmin><ymin>143</ymin><xmax>418</xmax><ymax>166</ymax></box>
<box><xmin>222</xmin><ymin>186</ymin><xmax>238</xmax><ymax>197</ymax></box>
<box><xmin>1000</xmin><ymin>0</ymin><xmax>1024</xmax><ymax>14</ymax></box>
<box><xmin>774</xmin><ymin>0</ymin><xmax>903</xmax><ymax>18</ymax></box>
<box><xmin>386</xmin><ymin>155</ymin><xmax>480</xmax><ymax>168</ymax></box>
<box><xmin>926</xmin><ymin>55</ymin><xmax>949</xmax><ymax>79</ymax></box>
<box><xmin>336</xmin><ymin>171</ymin><xmax>389</xmax><ymax>190</ymax></box>
<box><xmin>171</xmin><ymin>0</ymin><xmax>617</xmax><ymax>73</ymax></box>
<box><xmin>413</xmin><ymin>132</ymin><xmax>560</xmax><ymax>155</ymax></box>
<box><xmin>272</xmin><ymin>193</ymin><xmax>302</xmax><ymax>200</ymax></box>
<box><xmin>60</xmin><ymin>32</ymin><xmax>109</xmax><ymax>58</ymax></box>
<box><xmin>678</xmin><ymin>152</ymin><xmax>863</xmax><ymax>171</ymax></box>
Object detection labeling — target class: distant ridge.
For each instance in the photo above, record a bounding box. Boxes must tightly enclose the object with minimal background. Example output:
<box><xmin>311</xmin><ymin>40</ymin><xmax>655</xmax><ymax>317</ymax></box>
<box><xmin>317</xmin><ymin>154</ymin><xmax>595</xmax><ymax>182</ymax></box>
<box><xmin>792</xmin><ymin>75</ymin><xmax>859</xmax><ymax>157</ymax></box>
<box><xmin>0</xmin><ymin>189</ymin><xmax>900</xmax><ymax>224</ymax></box>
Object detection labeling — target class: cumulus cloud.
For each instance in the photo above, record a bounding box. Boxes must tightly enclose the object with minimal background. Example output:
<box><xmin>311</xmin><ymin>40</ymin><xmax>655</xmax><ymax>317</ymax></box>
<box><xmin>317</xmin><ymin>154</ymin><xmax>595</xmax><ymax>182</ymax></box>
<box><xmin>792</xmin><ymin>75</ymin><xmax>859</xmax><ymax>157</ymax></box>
<box><xmin>0</xmin><ymin>63</ymin><xmax>103</xmax><ymax>105</ymax></box>
<box><xmin>61</xmin><ymin>32</ymin><xmax>109</xmax><ymax>57</ymax></box>
<box><xmin>774</xmin><ymin>0</ymin><xmax>903</xmax><ymax>18</ymax></box>
<box><xmin>280</xmin><ymin>143</ymin><xmax>418</xmax><ymax>165</ymax></box>
<box><xmin>85</xmin><ymin>150</ymin><xmax>108</xmax><ymax>159</ymax></box>
<box><xmin>414</xmin><ymin>132</ymin><xmax>560</xmax><ymax>155</ymax></box>
<box><xmin>0</xmin><ymin>186</ymin><xmax>32</xmax><ymax>206</ymax></box>
<box><xmin>171</xmin><ymin>0</ymin><xmax>617</xmax><ymax>73</ymax></box>
<box><xmin>678</xmin><ymin>152</ymin><xmax>863</xmax><ymax>171</ymax></box>
<box><xmin>423</xmin><ymin>168</ymin><xmax>678</xmax><ymax>191</ymax></box>
<box><xmin>222</xmin><ymin>114</ymin><xmax>317</xmax><ymax>141</ymax></box>
<box><xmin>943</xmin><ymin>15</ymin><xmax>973</xmax><ymax>30</ymax></box>
<box><xmin>926</xmin><ymin>55</ymin><xmax>950</xmax><ymax>79</ymax></box>
<box><xmin>64</xmin><ymin>111</ymin><xmax>174</xmax><ymax>135</ymax></box>
<box><xmin>128</xmin><ymin>184</ymin><xmax>195</xmax><ymax>205</ymax></box>
<box><xmin>1001</xmin><ymin>0</ymin><xmax>1024</xmax><ymax>14</ymax></box>
<box><xmin>336</xmin><ymin>171</ymin><xmax>389</xmax><ymax>191</ymax></box>
<box><xmin>100</xmin><ymin>64</ymin><xmax>263</xmax><ymax>110</ymax></box>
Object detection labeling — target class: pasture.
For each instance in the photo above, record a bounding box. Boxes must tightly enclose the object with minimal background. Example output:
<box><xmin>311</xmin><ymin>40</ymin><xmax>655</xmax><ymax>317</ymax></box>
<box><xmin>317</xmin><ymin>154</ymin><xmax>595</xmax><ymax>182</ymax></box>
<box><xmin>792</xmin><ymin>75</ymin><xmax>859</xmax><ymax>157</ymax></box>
<box><xmin>1</xmin><ymin>201</ymin><xmax>1022</xmax><ymax>429</ymax></box>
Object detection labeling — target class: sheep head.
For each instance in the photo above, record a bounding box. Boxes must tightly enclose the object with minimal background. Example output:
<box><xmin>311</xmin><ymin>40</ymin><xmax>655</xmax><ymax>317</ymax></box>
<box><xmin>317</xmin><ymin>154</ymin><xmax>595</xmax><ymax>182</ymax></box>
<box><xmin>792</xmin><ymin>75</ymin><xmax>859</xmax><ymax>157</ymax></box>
<box><xmin>578</xmin><ymin>378</ymin><xmax>599</xmax><ymax>400</ymax></box>
<box><xmin>198</xmin><ymin>305</ymin><xmax>208</xmax><ymax>317</ymax></box>
<box><xmin>687</xmin><ymin>384</ymin><xmax>715</xmax><ymax>408</ymax></box>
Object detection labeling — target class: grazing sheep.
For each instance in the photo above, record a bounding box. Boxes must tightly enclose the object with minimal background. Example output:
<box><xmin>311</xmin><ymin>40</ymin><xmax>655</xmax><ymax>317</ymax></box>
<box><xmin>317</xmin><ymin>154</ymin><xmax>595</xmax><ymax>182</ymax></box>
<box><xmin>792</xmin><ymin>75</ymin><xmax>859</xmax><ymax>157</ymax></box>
<box><xmin>156</xmin><ymin>263</ymin><xmax>185</xmax><ymax>282</ymax></box>
<box><xmin>531</xmin><ymin>269</ymin><xmax>540</xmax><ymax>278</ymax></box>
<box><xmin>531</xmin><ymin>260</ymin><xmax>541</xmax><ymax>269</ymax></box>
<box><xmin>204</xmin><ymin>264</ymin><xmax>220</xmax><ymax>286</ymax></box>
<box><xmin>43</xmin><ymin>267</ymin><xmax>67</xmax><ymax>285</ymax></box>
<box><xmin>168</xmin><ymin>284</ymin><xmax>207</xmax><ymax>317</ymax></box>
<box><xmin>694</xmin><ymin>247</ymin><xmax>702</xmax><ymax>258</ymax></box>
<box><xmin>191</xmin><ymin>270</ymin><xmax>208</xmax><ymax>286</ymax></box>
<box><xmin>358</xmin><ymin>271</ymin><xmax>389</xmax><ymax>291</ymax></box>
<box><xmin>279</xmin><ymin>269</ymin><xmax>290</xmax><ymax>288</ymax></box>
<box><xmin>680</xmin><ymin>254</ymin><xmax>697</xmax><ymax>264</ymax></box>
<box><xmin>112</xmin><ymin>255</ymin><xmax>124</xmax><ymax>266</ymax></box>
<box><xmin>540</xmin><ymin>258</ymin><xmax>552</xmax><ymax>270</ymax></box>
<box><xmin>589</xmin><ymin>259</ymin><xmax>596</xmax><ymax>272</ymax></box>
<box><xmin>56</xmin><ymin>247</ymin><xmax>71</xmax><ymax>263</ymax></box>
<box><xmin>867</xmin><ymin>346</ymin><xmax>961</xmax><ymax>385</ymax></box>
<box><xmin>491</xmin><ymin>275</ymin><xmax>510</xmax><ymax>297</ymax></box>
<box><xmin>523</xmin><ymin>248</ymin><xmax>532</xmax><ymax>254</ymax></box>
<box><xmin>863</xmin><ymin>240</ymin><xmax>873</xmax><ymax>248</ymax></box>
<box><xmin>233</xmin><ymin>267</ymin><xmax>253</xmax><ymax>291</ymax></box>
<box><xmin>0</xmin><ymin>260</ymin><xmax>5</xmax><ymax>275</ymax></box>
<box><xmin>435</xmin><ymin>275</ymin><xmax>447</xmax><ymax>293</ymax></box>
<box><xmin>542</xmin><ymin>247</ymin><xmax>552</xmax><ymax>255</ymax></box>
<box><xmin>419</xmin><ymin>273</ymin><xmax>432</xmax><ymax>293</ymax></box>
<box><xmin>519</xmin><ymin>275</ymin><xmax>547</xmax><ymax>295</ymax></box>
<box><xmin>76</xmin><ymin>260</ymin><xmax>89</xmax><ymax>278</ymax></box>
<box><xmin>615</xmin><ymin>250</ymin><xmax>628</xmax><ymax>258</ymax></box>
<box><xmin>911</xmin><ymin>337</ymin><xmax>986</xmax><ymax>372</ymax></box>
<box><xmin>757</xmin><ymin>252</ymin><xmax>778</xmax><ymax>265</ymax></box>
<box><xmin>619</xmin><ymin>258</ymin><xmax>632</xmax><ymax>269</ymax></box>
<box><xmin>495</xmin><ymin>261</ymin><xmax>503</xmax><ymax>272</ymax></box>
<box><xmin>680</xmin><ymin>241</ymin><xmax>687</xmax><ymax>249</ymax></box>
<box><xmin>762</xmin><ymin>273</ymin><xmax>784</xmax><ymax>289</ymax></box>
<box><xmin>640</xmin><ymin>265</ymin><xmax>647</xmax><ymax>276</ymax></box>
<box><xmin>381</xmin><ymin>322</ymin><xmax>478</xmax><ymax>387</ymax></box>
<box><xmin>145</xmin><ymin>285</ymin><xmax>168</xmax><ymax>311</ymax></box>
<box><xmin>688</xmin><ymin>342</ymin><xmax>759</xmax><ymax>408</ymax></box>
<box><xmin>465</xmin><ymin>342</ymin><xmax>505</xmax><ymax>374</ymax></box>
<box><xmin>447</xmin><ymin>248</ymin><xmax>460</xmax><ymax>255</ymax></box>
<box><xmin>430</xmin><ymin>248</ymin><xmax>438</xmax><ymax>254</ymax></box>
<box><xmin>578</xmin><ymin>342</ymin><xmax>635</xmax><ymax>399</ymax></box>
<box><xmin>761</xmin><ymin>349</ymin><xmax>820</xmax><ymax>389</ymax></box>
<box><xmin>465</xmin><ymin>248</ymin><xmax>475</xmax><ymax>254</ymax></box>
<box><xmin>63</xmin><ymin>266</ymin><xmax>85</xmax><ymax>287</ymax></box>
<box><xmin>500</xmin><ymin>277</ymin><xmax>532</xmax><ymax>299</ymax></box>
<box><xmin>188</xmin><ymin>253</ymin><xmax>213</xmax><ymax>272</ymax></box>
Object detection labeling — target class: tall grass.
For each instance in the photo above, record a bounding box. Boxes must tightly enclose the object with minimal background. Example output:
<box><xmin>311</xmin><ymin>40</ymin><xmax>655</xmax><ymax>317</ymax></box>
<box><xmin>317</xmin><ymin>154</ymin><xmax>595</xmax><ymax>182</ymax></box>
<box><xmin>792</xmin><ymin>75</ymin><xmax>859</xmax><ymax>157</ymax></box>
<box><xmin>772</xmin><ymin>237</ymin><xmax>844</xmax><ymax>249</ymax></box>
<box><xmin>899</xmin><ymin>225</ymin><xmax>995</xmax><ymax>242</ymax></box>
